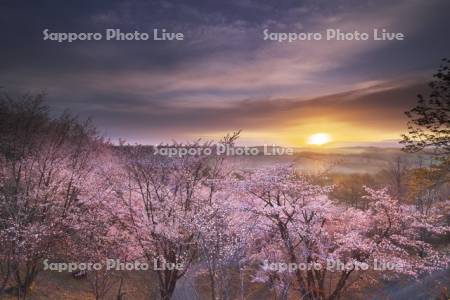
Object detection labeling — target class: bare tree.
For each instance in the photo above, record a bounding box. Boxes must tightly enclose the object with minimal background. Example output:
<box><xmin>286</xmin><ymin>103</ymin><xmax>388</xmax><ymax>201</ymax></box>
<box><xmin>385</xmin><ymin>156</ymin><xmax>410</xmax><ymax>201</ymax></box>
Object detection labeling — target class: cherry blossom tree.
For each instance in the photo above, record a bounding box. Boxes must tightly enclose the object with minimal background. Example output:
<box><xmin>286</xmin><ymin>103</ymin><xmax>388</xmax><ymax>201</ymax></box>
<box><xmin>113</xmin><ymin>135</ymin><xmax>239</xmax><ymax>300</ymax></box>
<box><xmin>234</xmin><ymin>165</ymin><xmax>334</xmax><ymax>299</ymax></box>
<box><xmin>0</xmin><ymin>94</ymin><xmax>106</xmax><ymax>298</ymax></box>
<box><xmin>235</xmin><ymin>165</ymin><xmax>449</xmax><ymax>300</ymax></box>
<box><xmin>192</xmin><ymin>192</ymin><xmax>247</xmax><ymax>300</ymax></box>
<box><xmin>65</xmin><ymin>152</ymin><xmax>132</xmax><ymax>300</ymax></box>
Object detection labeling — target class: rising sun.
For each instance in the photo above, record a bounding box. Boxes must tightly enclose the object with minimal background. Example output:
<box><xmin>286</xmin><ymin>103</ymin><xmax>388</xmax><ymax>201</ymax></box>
<box><xmin>307</xmin><ymin>133</ymin><xmax>331</xmax><ymax>145</ymax></box>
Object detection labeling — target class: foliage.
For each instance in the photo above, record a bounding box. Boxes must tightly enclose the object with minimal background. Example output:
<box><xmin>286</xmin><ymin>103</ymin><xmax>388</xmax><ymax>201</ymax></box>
<box><xmin>401</xmin><ymin>58</ymin><xmax>450</xmax><ymax>156</ymax></box>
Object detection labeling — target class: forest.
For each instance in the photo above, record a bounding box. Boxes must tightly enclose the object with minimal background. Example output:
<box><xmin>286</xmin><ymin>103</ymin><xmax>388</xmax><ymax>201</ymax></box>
<box><xmin>0</xmin><ymin>61</ymin><xmax>449</xmax><ymax>300</ymax></box>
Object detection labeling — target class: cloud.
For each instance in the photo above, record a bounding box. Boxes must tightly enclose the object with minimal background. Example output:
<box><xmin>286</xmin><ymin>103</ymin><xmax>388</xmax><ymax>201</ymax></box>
<box><xmin>0</xmin><ymin>0</ymin><xmax>448</xmax><ymax>145</ymax></box>
<box><xmin>74</xmin><ymin>79</ymin><xmax>425</xmax><ymax>145</ymax></box>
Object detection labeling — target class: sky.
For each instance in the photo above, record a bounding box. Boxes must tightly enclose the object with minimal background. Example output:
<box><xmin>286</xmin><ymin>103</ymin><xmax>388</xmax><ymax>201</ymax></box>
<box><xmin>0</xmin><ymin>0</ymin><xmax>449</xmax><ymax>147</ymax></box>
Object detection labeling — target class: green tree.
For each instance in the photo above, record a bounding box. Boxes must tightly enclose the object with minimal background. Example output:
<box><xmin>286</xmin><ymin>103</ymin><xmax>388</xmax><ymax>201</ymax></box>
<box><xmin>401</xmin><ymin>58</ymin><xmax>450</xmax><ymax>156</ymax></box>
<box><xmin>401</xmin><ymin>58</ymin><xmax>450</xmax><ymax>187</ymax></box>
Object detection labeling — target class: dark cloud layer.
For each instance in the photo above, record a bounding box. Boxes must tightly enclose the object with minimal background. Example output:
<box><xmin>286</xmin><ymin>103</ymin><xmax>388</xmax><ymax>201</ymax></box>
<box><xmin>87</xmin><ymin>80</ymin><xmax>424</xmax><ymax>134</ymax></box>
